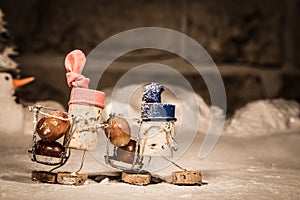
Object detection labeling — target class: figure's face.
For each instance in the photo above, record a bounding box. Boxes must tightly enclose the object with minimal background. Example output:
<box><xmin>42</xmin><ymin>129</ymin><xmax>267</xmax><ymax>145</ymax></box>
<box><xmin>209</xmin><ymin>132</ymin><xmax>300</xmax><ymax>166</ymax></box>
<box><xmin>0</xmin><ymin>72</ymin><xmax>14</xmax><ymax>97</ymax></box>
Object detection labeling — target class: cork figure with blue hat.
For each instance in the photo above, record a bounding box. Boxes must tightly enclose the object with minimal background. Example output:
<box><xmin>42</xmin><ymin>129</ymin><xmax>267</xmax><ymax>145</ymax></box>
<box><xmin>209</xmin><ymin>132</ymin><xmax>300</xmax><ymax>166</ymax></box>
<box><xmin>138</xmin><ymin>82</ymin><xmax>178</xmax><ymax>158</ymax></box>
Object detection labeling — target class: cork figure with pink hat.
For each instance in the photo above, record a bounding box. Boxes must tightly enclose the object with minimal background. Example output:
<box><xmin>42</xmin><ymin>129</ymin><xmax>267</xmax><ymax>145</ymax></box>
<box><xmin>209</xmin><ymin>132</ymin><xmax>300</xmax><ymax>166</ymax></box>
<box><xmin>64</xmin><ymin>49</ymin><xmax>105</xmax><ymax>151</ymax></box>
<box><xmin>28</xmin><ymin>49</ymin><xmax>106</xmax><ymax>185</ymax></box>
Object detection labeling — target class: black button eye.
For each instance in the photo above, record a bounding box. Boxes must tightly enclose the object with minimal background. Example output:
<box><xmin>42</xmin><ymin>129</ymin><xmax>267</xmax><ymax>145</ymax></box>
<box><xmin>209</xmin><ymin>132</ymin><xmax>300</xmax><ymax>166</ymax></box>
<box><xmin>5</xmin><ymin>76</ymin><xmax>10</xmax><ymax>81</ymax></box>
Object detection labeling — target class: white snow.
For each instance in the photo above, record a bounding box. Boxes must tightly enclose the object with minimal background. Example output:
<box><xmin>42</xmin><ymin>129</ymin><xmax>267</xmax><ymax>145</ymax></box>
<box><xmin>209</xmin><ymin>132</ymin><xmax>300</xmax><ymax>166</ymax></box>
<box><xmin>0</xmin><ymin>130</ymin><xmax>299</xmax><ymax>200</ymax></box>
<box><xmin>1</xmin><ymin>82</ymin><xmax>300</xmax><ymax>199</ymax></box>
<box><xmin>224</xmin><ymin>98</ymin><xmax>300</xmax><ymax>137</ymax></box>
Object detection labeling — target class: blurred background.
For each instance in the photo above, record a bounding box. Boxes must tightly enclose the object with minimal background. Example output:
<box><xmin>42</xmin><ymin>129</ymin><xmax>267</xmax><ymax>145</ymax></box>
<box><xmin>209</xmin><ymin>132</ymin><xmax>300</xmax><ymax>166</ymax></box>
<box><xmin>0</xmin><ymin>0</ymin><xmax>299</xmax><ymax>114</ymax></box>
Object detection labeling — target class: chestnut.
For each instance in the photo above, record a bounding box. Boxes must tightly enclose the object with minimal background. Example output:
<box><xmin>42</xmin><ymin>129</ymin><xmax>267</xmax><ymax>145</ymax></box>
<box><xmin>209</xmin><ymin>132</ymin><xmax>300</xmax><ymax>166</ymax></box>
<box><xmin>116</xmin><ymin>139</ymin><xmax>137</xmax><ymax>164</ymax></box>
<box><xmin>104</xmin><ymin>116</ymin><xmax>131</xmax><ymax>147</ymax></box>
<box><xmin>36</xmin><ymin>111</ymin><xmax>70</xmax><ymax>142</ymax></box>
<box><xmin>35</xmin><ymin>140</ymin><xmax>65</xmax><ymax>158</ymax></box>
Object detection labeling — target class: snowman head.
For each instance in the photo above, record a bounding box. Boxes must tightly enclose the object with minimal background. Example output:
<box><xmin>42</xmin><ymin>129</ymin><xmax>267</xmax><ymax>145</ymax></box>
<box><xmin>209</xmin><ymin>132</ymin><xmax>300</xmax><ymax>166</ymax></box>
<box><xmin>0</xmin><ymin>68</ymin><xmax>34</xmax><ymax>98</ymax></box>
<box><xmin>0</xmin><ymin>72</ymin><xmax>15</xmax><ymax>97</ymax></box>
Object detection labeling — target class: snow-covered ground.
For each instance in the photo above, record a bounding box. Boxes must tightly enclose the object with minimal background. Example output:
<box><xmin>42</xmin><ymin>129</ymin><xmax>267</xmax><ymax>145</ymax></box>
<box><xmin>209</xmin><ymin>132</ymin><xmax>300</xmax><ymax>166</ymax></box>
<box><xmin>0</xmin><ymin>129</ymin><xmax>299</xmax><ymax>200</ymax></box>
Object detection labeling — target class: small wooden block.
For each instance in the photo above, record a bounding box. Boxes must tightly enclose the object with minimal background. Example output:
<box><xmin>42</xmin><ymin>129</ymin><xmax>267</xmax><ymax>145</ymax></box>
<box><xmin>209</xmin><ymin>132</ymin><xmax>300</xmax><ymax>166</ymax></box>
<box><xmin>57</xmin><ymin>172</ymin><xmax>88</xmax><ymax>186</ymax></box>
<box><xmin>121</xmin><ymin>171</ymin><xmax>151</xmax><ymax>186</ymax></box>
<box><xmin>31</xmin><ymin>170</ymin><xmax>57</xmax><ymax>184</ymax></box>
<box><xmin>172</xmin><ymin>170</ymin><xmax>202</xmax><ymax>185</ymax></box>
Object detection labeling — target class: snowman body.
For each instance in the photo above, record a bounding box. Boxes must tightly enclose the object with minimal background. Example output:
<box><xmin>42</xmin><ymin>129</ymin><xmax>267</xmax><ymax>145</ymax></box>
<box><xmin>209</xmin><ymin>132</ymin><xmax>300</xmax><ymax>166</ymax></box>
<box><xmin>0</xmin><ymin>73</ymin><xmax>24</xmax><ymax>135</ymax></box>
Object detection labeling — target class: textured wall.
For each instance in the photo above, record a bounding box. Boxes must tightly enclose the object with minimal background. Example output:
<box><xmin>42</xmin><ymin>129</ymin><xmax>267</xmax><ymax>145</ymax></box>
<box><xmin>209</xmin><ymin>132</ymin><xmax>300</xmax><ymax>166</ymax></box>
<box><xmin>0</xmin><ymin>0</ymin><xmax>299</xmax><ymax>113</ymax></box>
<box><xmin>0</xmin><ymin>0</ymin><xmax>286</xmax><ymax>66</ymax></box>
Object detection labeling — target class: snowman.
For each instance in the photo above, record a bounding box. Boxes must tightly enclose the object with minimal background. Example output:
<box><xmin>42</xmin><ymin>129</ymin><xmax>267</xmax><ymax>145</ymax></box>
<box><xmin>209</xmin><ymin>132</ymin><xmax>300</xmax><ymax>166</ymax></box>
<box><xmin>0</xmin><ymin>67</ymin><xmax>34</xmax><ymax>135</ymax></box>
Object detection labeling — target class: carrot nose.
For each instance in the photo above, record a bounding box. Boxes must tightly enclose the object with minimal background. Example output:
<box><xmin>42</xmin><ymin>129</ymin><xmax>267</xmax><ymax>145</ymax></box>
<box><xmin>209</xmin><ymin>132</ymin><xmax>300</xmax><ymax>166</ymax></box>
<box><xmin>13</xmin><ymin>77</ymin><xmax>35</xmax><ymax>88</ymax></box>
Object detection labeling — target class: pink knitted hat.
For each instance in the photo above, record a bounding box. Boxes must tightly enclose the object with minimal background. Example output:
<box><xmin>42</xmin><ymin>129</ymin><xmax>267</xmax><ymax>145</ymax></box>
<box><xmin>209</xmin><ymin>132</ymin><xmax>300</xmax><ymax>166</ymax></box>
<box><xmin>65</xmin><ymin>49</ymin><xmax>105</xmax><ymax>108</ymax></box>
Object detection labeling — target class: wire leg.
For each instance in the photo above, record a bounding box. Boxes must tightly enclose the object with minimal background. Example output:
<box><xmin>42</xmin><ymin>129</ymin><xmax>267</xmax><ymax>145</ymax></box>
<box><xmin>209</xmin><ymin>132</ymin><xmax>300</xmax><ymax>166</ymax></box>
<box><xmin>75</xmin><ymin>150</ymin><xmax>86</xmax><ymax>174</ymax></box>
<box><xmin>162</xmin><ymin>156</ymin><xmax>187</xmax><ymax>171</ymax></box>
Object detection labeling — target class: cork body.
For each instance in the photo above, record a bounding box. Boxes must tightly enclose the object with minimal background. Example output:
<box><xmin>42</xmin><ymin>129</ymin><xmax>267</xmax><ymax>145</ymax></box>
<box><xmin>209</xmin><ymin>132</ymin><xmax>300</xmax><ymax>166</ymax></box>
<box><xmin>68</xmin><ymin>104</ymin><xmax>102</xmax><ymax>151</ymax></box>
<box><xmin>138</xmin><ymin>121</ymin><xmax>175</xmax><ymax>157</ymax></box>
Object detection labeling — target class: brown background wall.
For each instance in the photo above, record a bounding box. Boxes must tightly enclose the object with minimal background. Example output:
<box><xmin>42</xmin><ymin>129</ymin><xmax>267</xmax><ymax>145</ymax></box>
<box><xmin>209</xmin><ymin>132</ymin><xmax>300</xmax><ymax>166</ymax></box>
<box><xmin>0</xmin><ymin>0</ymin><xmax>299</xmax><ymax>113</ymax></box>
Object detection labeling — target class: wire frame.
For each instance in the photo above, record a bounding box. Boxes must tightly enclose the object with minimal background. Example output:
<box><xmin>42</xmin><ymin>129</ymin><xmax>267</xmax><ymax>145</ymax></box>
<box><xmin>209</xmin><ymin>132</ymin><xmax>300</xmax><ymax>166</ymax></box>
<box><xmin>104</xmin><ymin>113</ymin><xmax>145</xmax><ymax>171</ymax></box>
<box><xmin>28</xmin><ymin>105</ymin><xmax>74</xmax><ymax>167</ymax></box>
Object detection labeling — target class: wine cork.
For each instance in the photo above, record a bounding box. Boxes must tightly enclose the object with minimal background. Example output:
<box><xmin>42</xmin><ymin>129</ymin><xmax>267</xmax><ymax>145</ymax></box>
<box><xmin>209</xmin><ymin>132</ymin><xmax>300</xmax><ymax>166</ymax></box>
<box><xmin>68</xmin><ymin>87</ymin><xmax>105</xmax><ymax>151</ymax></box>
<box><xmin>31</xmin><ymin>170</ymin><xmax>57</xmax><ymax>184</ymax></box>
<box><xmin>172</xmin><ymin>170</ymin><xmax>202</xmax><ymax>185</ymax></box>
<box><xmin>57</xmin><ymin>172</ymin><xmax>87</xmax><ymax>186</ymax></box>
<box><xmin>121</xmin><ymin>171</ymin><xmax>151</xmax><ymax>186</ymax></box>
